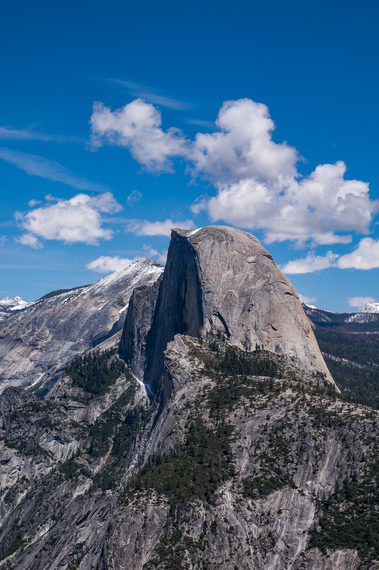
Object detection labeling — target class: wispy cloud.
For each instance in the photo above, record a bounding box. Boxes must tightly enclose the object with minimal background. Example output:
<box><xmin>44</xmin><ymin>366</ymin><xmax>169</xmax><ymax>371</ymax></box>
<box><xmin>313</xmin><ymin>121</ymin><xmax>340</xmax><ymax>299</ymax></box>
<box><xmin>108</xmin><ymin>79</ymin><xmax>191</xmax><ymax>110</ymax></box>
<box><xmin>143</xmin><ymin>244</ymin><xmax>167</xmax><ymax>264</ymax></box>
<box><xmin>298</xmin><ymin>293</ymin><xmax>317</xmax><ymax>305</ymax></box>
<box><xmin>0</xmin><ymin>126</ymin><xmax>84</xmax><ymax>143</ymax></box>
<box><xmin>0</xmin><ymin>148</ymin><xmax>108</xmax><ymax>192</ymax></box>
<box><xmin>126</xmin><ymin>218</ymin><xmax>195</xmax><ymax>237</ymax></box>
<box><xmin>127</xmin><ymin>190</ymin><xmax>142</xmax><ymax>206</ymax></box>
<box><xmin>86</xmin><ymin>255</ymin><xmax>140</xmax><ymax>273</ymax></box>
<box><xmin>186</xmin><ymin>118</ymin><xmax>214</xmax><ymax>128</ymax></box>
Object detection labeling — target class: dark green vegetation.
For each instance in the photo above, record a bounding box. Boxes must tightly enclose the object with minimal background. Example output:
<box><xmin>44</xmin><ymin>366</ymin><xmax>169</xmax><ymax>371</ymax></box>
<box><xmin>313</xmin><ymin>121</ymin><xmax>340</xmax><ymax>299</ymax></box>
<box><xmin>65</xmin><ymin>348</ymin><xmax>130</xmax><ymax>395</ymax></box>
<box><xmin>2</xmin><ymin>327</ymin><xmax>379</xmax><ymax>568</ymax></box>
<box><xmin>127</xmin><ymin>417</ymin><xmax>234</xmax><ymax>505</ymax></box>
<box><xmin>202</xmin><ymin>334</ymin><xmax>280</xmax><ymax>379</ymax></box>
<box><xmin>56</xmin><ymin>384</ymin><xmax>146</xmax><ymax>492</ymax></box>
<box><xmin>310</xmin><ymin>459</ymin><xmax>379</xmax><ymax>565</ymax></box>
<box><xmin>90</xmin><ymin>401</ymin><xmax>146</xmax><ymax>491</ymax></box>
<box><xmin>310</xmin><ymin>319</ymin><xmax>379</xmax><ymax>409</ymax></box>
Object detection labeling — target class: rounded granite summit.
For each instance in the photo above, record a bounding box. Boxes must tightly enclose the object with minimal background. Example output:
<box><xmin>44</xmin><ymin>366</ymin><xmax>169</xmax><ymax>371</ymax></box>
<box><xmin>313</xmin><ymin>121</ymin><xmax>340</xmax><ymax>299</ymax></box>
<box><xmin>143</xmin><ymin>225</ymin><xmax>335</xmax><ymax>390</ymax></box>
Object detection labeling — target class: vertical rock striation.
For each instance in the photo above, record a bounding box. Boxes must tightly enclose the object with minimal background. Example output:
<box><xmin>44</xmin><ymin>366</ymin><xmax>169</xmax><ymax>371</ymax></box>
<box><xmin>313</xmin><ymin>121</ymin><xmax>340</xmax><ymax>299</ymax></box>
<box><xmin>136</xmin><ymin>226</ymin><xmax>334</xmax><ymax>393</ymax></box>
<box><xmin>119</xmin><ymin>275</ymin><xmax>163</xmax><ymax>382</ymax></box>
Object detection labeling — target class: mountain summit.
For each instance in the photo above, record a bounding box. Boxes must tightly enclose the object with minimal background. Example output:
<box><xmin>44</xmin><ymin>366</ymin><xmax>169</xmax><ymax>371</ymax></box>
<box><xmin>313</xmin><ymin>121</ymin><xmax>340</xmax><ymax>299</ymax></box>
<box><xmin>2</xmin><ymin>227</ymin><xmax>379</xmax><ymax>570</ymax></box>
<box><xmin>122</xmin><ymin>225</ymin><xmax>334</xmax><ymax>393</ymax></box>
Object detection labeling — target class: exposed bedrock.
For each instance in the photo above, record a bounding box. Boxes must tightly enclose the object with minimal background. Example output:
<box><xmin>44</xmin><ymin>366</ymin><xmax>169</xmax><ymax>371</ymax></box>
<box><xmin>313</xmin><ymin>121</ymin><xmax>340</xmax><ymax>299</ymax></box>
<box><xmin>132</xmin><ymin>226</ymin><xmax>334</xmax><ymax>394</ymax></box>
<box><xmin>0</xmin><ymin>258</ymin><xmax>163</xmax><ymax>393</ymax></box>
<box><xmin>119</xmin><ymin>275</ymin><xmax>163</xmax><ymax>382</ymax></box>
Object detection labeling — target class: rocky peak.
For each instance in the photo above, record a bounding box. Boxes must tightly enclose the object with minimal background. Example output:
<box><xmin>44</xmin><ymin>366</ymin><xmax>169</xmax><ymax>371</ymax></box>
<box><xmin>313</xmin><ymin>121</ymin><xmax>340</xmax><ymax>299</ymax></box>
<box><xmin>0</xmin><ymin>258</ymin><xmax>163</xmax><ymax>393</ymax></box>
<box><xmin>131</xmin><ymin>226</ymin><xmax>334</xmax><ymax>393</ymax></box>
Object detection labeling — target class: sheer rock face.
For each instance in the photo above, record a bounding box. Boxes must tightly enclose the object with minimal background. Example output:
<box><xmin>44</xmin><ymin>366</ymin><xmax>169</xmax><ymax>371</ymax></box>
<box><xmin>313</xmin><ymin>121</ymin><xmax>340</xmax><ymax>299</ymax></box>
<box><xmin>119</xmin><ymin>275</ymin><xmax>163</xmax><ymax>382</ymax></box>
<box><xmin>143</xmin><ymin>226</ymin><xmax>334</xmax><ymax>392</ymax></box>
<box><xmin>0</xmin><ymin>259</ymin><xmax>163</xmax><ymax>393</ymax></box>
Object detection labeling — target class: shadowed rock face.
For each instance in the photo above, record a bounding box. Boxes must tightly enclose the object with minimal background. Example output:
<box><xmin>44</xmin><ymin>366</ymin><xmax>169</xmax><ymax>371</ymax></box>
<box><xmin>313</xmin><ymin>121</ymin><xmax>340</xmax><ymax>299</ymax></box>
<box><xmin>142</xmin><ymin>226</ymin><xmax>334</xmax><ymax>392</ymax></box>
<box><xmin>119</xmin><ymin>275</ymin><xmax>163</xmax><ymax>382</ymax></box>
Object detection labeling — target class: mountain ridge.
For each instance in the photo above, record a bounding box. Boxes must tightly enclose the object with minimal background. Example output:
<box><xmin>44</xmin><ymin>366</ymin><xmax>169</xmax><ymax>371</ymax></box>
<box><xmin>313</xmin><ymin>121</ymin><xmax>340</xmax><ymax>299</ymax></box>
<box><xmin>0</xmin><ymin>258</ymin><xmax>163</xmax><ymax>393</ymax></box>
<box><xmin>0</xmin><ymin>227</ymin><xmax>378</xmax><ymax>569</ymax></box>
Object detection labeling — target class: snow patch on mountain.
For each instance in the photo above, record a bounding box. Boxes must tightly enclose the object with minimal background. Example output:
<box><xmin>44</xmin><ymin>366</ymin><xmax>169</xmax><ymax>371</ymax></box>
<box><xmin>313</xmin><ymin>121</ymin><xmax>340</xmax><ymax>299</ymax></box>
<box><xmin>359</xmin><ymin>302</ymin><xmax>379</xmax><ymax>314</ymax></box>
<box><xmin>0</xmin><ymin>295</ymin><xmax>32</xmax><ymax>322</ymax></box>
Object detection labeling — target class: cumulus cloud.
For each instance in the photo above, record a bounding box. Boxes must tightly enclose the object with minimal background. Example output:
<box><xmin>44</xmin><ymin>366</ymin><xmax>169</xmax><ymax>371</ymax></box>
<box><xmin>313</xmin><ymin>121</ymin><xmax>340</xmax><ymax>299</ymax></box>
<box><xmin>298</xmin><ymin>293</ymin><xmax>317</xmax><ymax>305</ymax></box>
<box><xmin>337</xmin><ymin>238</ymin><xmax>379</xmax><ymax>269</ymax></box>
<box><xmin>0</xmin><ymin>236</ymin><xmax>8</xmax><ymax>246</ymax></box>
<box><xmin>195</xmin><ymin>101</ymin><xmax>377</xmax><ymax>245</ymax></box>
<box><xmin>16</xmin><ymin>192</ymin><xmax>122</xmax><ymax>246</ymax></box>
<box><xmin>90</xmin><ymin>97</ymin><xmax>378</xmax><ymax>246</ymax></box>
<box><xmin>90</xmin><ymin>99</ymin><xmax>187</xmax><ymax>172</ymax></box>
<box><xmin>207</xmin><ymin>159</ymin><xmax>375</xmax><ymax>246</ymax></box>
<box><xmin>86</xmin><ymin>255</ymin><xmax>139</xmax><ymax>273</ymax></box>
<box><xmin>128</xmin><ymin>218</ymin><xmax>195</xmax><ymax>237</ymax></box>
<box><xmin>347</xmin><ymin>296</ymin><xmax>377</xmax><ymax>309</ymax></box>
<box><xmin>0</xmin><ymin>148</ymin><xmax>108</xmax><ymax>192</ymax></box>
<box><xmin>281</xmin><ymin>250</ymin><xmax>339</xmax><ymax>274</ymax></box>
<box><xmin>190</xmin><ymin>99</ymin><xmax>298</xmax><ymax>184</ymax></box>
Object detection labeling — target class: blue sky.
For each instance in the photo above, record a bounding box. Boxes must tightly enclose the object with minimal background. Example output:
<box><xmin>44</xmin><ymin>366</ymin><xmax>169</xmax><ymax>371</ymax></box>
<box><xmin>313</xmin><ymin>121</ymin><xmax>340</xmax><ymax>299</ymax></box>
<box><xmin>1</xmin><ymin>0</ymin><xmax>379</xmax><ymax>312</ymax></box>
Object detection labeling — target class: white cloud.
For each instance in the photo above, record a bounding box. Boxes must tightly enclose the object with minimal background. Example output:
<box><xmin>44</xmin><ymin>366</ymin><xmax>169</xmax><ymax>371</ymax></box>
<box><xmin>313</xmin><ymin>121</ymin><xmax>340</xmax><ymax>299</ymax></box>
<box><xmin>337</xmin><ymin>238</ymin><xmax>379</xmax><ymax>269</ymax></box>
<box><xmin>0</xmin><ymin>236</ymin><xmax>7</xmax><ymax>246</ymax></box>
<box><xmin>28</xmin><ymin>199</ymin><xmax>42</xmax><ymax>207</ymax></box>
<box><xmin>16</xmin><ymin>233</ymin><xmax>42</xmax><ymax>249</ymax></box>
<box><xmin>128</xmin><ymin>218</ymin><xmax>195</xmax><ymax>237</ymax></box>
<box><xmin>90</xmin><ymin>99</ymin><xmax>187</xmax><ymax>172</ymax></box>
<box><xmin>86</xmin><ymin>255</ymin><xmax>139</xmax><ymax>273</ymax></box>
<box><xmin>298</xmin><ymin>293</ymin><xmax>317</xmax><ymax>305</ymax></box>
<box><xmin>281</xmin><ymin>250</ymin><xmax>339</xmax><ymax>274</ymax></box>
<box><xmin>127</xmin><ymin>190</ymin><xmax>142</xmax><ymax>206</ymax></box>
<box><xmin>347</xmin><ymin>296</ymin><xmax>377</xmax><ymax>309</ymax></box>
<box><xmin>281</xmin><ymin>237</ymin><xmax>379</xmax><ymax>274</ymax></box>
<box><xmin>143</xmin><ymin>244</ymin><xmax>167</xmax><ymax>264</ymax></box>
<box><xmin>16</xmin><ymin>192</ymin><xmax>122</xmax><ymax>246</ymax></box>
<box><xmin>206</xmin><ymin>159</ymin><xmax>375</xmax><ymax>246</ymax></box>
<box><xmin>90</xmin><ymin>97</ymin><xmax>378</xmax><ymax>246</ymax></box>
<box><xmin>198</xmin><ymin>101</ymin><xmax>377</xmax><ymax>245</ymax></box>
<box><xmin>0</xmin><ymin>148</ymin><xmax>108</xmax><ymax>192</ymax></box>
<box><xmin>189</xmin><ymin>99</ymin><xmax>298</xmax><ymax>184</ymax></box>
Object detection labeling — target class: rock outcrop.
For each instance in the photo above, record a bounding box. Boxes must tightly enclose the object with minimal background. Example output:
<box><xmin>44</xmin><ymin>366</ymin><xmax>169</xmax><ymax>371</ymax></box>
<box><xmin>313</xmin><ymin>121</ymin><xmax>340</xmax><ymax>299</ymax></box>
<box><xmin>139</xmin><ymin>226</ymin><xmax>334</xmax><ymax>393</ymax></box>
<box><xmin>119</xmin><ymin>275</ymin><xmax>163</xmax><ymax>382</ymax></box>
<box><xmin>0</xmin><ymin>259</ymin><xmax>163</xmax><ymax>393</ymax></box>
<box><xmin>1</xmin><ymin>227</ymin><xmax>378</xmax><ymax>569</ymax></box>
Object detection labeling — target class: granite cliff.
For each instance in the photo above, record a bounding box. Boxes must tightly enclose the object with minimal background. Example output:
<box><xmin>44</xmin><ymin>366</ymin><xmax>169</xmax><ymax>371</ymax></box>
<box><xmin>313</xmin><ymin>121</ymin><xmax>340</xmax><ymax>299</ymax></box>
<box><xmin>0</xmin><ymin>227</ymin><xmax>378</xmax><ymax>570</ymax></box>
<box><xmin>121</xmin><ymin>226</ymin><xmax>334</xmax><ymax>394</ymax></box>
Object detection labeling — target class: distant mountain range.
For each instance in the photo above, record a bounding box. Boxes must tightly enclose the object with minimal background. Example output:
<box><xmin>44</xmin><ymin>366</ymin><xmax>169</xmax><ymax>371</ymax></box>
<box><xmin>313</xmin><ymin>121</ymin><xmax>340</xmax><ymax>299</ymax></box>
<box><xmin>303</xmin><ymin>303</ymin><xmax>379</xmax><ymax>408</ymax></box>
